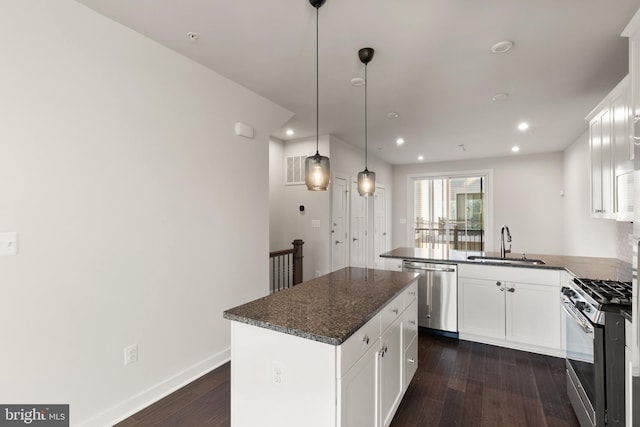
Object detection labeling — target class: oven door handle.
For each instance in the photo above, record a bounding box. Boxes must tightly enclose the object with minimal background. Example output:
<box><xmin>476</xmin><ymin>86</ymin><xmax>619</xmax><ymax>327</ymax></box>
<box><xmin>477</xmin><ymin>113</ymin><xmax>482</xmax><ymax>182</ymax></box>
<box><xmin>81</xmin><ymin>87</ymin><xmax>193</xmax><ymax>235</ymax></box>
<box><xmin>561</xmin><ymin>300</ymin><xmax>594</xmax><ymax>334</ymax></box>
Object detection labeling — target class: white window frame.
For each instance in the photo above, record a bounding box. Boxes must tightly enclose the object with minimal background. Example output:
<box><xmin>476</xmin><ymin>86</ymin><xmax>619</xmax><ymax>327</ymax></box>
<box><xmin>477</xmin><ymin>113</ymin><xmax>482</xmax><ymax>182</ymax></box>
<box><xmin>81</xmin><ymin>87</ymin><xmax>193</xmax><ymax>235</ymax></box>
<box><xmin>406</xmin><ymin>169</ymin><xmax>494</xmax><ymax>252</ymax></box>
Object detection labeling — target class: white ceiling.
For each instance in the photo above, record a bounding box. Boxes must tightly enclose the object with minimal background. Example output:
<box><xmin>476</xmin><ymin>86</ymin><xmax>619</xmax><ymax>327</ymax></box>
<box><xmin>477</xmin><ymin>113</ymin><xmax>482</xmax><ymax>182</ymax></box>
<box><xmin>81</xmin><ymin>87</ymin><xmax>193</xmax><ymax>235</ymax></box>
<box><xmin>75</xmin><ymin>0</ymin><xmax>640</xmax><ymax>165</ymax></box>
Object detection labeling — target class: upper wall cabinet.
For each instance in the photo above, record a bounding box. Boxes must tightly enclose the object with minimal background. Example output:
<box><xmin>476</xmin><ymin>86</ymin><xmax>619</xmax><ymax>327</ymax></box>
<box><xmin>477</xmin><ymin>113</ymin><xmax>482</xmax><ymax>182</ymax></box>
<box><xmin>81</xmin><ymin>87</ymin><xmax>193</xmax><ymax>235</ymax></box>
<box><xmin>623</xmin><ymin>10</ymin><xmax>640</xmax><ymax>170</ymax></box>
<box><xmin>586</xmin><ymin>75</ymin><xmax>631</xmax><ymax>219</ymax></box>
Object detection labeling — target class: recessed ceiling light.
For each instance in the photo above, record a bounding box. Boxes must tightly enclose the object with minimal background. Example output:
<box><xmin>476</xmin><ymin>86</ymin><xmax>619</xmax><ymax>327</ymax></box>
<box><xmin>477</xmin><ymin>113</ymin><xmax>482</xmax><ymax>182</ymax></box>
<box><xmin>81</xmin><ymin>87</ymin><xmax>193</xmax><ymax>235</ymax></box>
<box><xmin>285</xmin><ymin>129</ymin><xmax>295</xmax><ymax>136</ymax></box>
<box><xmin>518</xmin><ymin>122</ymin><xmax>529</xmax><ymax>131</ymax></box>
<box><xmin>512</xmin><ymin>146</ymin><xmax>520</xmax><ymax>153</ymax></box>
<box><xmin>350</xmin><ymin>77</ymin><xmax>365</xmax><ymax>87</ymax></box>
<box><xmin>491</xmin><ymin>40</ymin><xmax>513</xmax><ymax>54</ymax></box>
<box><xmin>417</xmin><ymin>155</ymin><xmax>424</xmax><ymax>161</ymax></box>
<box><xmin>386</xmin><ymin>112</ymin><xmax>399</xmax><ymax>119</ymax></box>
<box><xmin>396</xmin><ymin>138</ymin><xmax>405</xmax><ymax>145</ymax></box>
<box><xmin>187</xmin><ymin>32</ymin><xmax>199</xmax><ymax>41</ymax></box>
<box><xmin>492</xmin><ymin>93</ymin><xmax>509</xmax><ymax>102</ymax></box>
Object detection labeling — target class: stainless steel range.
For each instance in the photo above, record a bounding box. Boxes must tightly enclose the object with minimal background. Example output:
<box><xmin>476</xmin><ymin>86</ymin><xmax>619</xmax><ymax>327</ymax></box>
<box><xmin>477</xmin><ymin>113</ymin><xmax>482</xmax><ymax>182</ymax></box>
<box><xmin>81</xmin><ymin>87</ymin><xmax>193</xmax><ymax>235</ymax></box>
<box><xmin>562</xmin><ymin>277</ymin><xmax>632</xmax><ymax>427</ymax></box>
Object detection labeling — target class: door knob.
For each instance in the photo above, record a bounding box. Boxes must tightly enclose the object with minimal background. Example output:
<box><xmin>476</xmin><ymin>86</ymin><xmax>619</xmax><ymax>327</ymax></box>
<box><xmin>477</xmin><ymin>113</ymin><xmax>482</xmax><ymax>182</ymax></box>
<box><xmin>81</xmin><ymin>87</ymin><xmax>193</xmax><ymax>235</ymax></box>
<box><xmin>335</xmin><ymin>240</ymin><xmax>343</xmax><ymax>245</ymax></box>
<box><xmin>353</xmin><ymin>238</ymin><xmax>358</xmax><ymax>242</ymax></box>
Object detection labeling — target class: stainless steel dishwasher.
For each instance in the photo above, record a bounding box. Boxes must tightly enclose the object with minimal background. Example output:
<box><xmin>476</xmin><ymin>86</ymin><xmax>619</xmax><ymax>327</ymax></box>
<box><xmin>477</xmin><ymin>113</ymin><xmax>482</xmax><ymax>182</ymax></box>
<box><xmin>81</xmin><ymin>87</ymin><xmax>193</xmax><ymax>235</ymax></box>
<box><xmin>402</xmin><ymin>261</ymin><xmax>457</xmax><ymax>333</ymax></box>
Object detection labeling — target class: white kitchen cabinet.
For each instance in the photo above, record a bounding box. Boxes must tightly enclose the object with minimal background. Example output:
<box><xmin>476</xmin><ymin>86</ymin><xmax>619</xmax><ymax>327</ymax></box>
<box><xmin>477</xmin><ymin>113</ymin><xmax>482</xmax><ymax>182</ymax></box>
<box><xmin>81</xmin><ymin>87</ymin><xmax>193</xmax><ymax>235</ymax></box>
<box><xmin>458</xmin><ymin>264</ymin><xmax>562</xmax><ymax>356</ymax></box>
<box><xmin>586</xmin><ymin>75</ymin><xmax>631</xmax><ymax>219</ymax></box>
<box><xmin>379</xmin><ymin>316</ymin><xmax>404</xmax><ymax>427</ymax></box>
<box><xmin>505</xmin><ymin>281</ymin><xmax>561</xmax><ymax>349</ymax></box>
<box><xmin>626</xmin><ymin>318</ymin><xmax>633</xmax><ymax>427</ymax></box>
<box><xmin>339</xmin><ymin>342</ymin><xmax>378</xmax><ymax>427</ymax></box>
<box><xmin>458</xmin><ymin>277</ymin><xmax>505</xmax><ymax>340</ymax></box>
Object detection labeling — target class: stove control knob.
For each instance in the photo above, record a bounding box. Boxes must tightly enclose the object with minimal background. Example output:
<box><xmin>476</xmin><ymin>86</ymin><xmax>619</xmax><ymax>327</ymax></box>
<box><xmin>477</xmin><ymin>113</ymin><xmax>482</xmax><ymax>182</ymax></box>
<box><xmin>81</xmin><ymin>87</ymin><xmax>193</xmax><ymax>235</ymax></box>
<box><xmin>576</xmin><ymin>301</ymin><xmax>586</xmax><ymax>311</ymax></box>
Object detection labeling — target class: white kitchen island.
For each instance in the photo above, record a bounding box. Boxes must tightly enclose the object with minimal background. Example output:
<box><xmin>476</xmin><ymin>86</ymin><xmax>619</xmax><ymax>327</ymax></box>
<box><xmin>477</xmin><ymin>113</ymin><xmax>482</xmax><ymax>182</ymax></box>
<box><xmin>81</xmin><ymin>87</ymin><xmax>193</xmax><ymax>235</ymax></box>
<box><xmin>223</xmin><ymin>267</ymin><xmax>419</xmax><ymax>427</ymax></box>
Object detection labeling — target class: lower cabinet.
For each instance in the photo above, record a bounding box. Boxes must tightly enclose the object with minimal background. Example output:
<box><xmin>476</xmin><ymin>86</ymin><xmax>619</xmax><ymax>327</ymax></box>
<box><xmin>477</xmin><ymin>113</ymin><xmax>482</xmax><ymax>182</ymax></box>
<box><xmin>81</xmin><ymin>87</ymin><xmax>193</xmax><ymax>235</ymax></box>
<box><xmin>625</xmin><ymin>318</ymin><xmax>633</xmax><ymax>426</ymax></box>
<box><xmin>339</xmin><ymin>280</ymin><xmax>417</xmax><ymax>427</ymax></box>
<box><xmin>340</xmin><ymin>342</ymin><xmax>378</xmax><ymax>427</ymax></box>
<box><xmin>379</xmin><ymin>316</ymin><xmax>403</xmax><ymax>427</ymax></box>
<box><xmin>458</xmin><ymin>264</ymin><xmax>562</xmax><ymax>356</ymax></box>
<box><xmin>229</xmin><ymin>279</ymin><xmax>418</xmax><ymax>427</ymax></box>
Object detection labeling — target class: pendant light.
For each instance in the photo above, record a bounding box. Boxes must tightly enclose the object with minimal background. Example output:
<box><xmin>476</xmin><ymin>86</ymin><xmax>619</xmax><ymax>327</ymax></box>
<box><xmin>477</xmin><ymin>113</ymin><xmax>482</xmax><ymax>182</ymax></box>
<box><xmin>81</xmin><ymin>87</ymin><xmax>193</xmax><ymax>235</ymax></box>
<box><xmin>305</xmin><ymin>0</ymin><xmax>330</xmax><ymax>191</ymax></box>
<box><xmin>357</xmin><ymin>47</ymin><xmax>375</xmax><ymax>196</ymax></box>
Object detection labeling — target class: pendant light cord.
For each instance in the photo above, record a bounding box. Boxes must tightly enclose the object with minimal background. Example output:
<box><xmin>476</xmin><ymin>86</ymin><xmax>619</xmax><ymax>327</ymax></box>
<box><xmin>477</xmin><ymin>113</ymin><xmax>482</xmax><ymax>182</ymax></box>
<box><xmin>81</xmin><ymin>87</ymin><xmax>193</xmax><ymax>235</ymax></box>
<box><xmin>364</xmin><ymin>63</ymin><xmax>368</xmax><ymax>170</ymax></box>
<box><xmin>315</xmin><ymin>5</ymin><xmax>320</xmax><ymax>156</ymax></box>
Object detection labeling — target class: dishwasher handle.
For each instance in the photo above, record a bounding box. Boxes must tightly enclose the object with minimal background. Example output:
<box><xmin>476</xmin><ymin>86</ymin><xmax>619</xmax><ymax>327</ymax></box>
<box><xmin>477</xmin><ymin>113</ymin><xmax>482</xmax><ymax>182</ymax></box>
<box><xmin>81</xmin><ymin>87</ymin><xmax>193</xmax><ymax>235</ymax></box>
<box><xmin>403</xmin><ymin>263</ymin><xmax>456</xmax><ymax>273</ymax></box>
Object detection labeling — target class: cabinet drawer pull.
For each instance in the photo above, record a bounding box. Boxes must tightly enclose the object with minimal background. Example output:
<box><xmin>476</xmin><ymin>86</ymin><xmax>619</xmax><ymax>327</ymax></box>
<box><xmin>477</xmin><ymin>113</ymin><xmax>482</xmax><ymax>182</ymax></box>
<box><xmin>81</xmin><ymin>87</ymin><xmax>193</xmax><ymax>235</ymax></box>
<box><xmin>362</xmin><ymin>335</ymin><xmax>370</xmax><ymax>345</ymax></box>
<box><xmin>507</xmin><ymin>287</ymin><xmax>515</xmax><ymax>293</ymax></box>
<box><xmin>407</xmin><ymin>358</ymin><xmax>415</xmax><ymax>364</ymax></box>
<box><xmin>392</xmin><ymin>308</ymin><xmax>399</xmax><ymax>314</ymax></box>
<box><xmin>496</xmin><ymin>281</ymin><xmax>502</xmax><ymax>287</ymax></box>
<box><xmin>409</xmin><ymin>320</ymin><xmax>416</xmax><ymax>325</ymax></box>
<box><xmin>380</xmin><ymin>345</ymin><xmax>388</xmax><ymax>358</ymax></box>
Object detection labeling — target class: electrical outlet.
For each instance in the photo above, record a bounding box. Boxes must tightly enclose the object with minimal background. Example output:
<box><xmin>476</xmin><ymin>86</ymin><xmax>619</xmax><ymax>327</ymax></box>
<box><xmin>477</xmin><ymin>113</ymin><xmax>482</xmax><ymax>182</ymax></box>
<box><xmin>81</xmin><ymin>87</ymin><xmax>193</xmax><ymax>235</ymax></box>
<box><xmin>124</xmin><ymin>344</ymin><xmax>138</xmax><ymax>366</ymax></box>
<box><xmin>273</xmin><ymin>362</ymin><xmax>283</xmax><ymax>385</ymax></box>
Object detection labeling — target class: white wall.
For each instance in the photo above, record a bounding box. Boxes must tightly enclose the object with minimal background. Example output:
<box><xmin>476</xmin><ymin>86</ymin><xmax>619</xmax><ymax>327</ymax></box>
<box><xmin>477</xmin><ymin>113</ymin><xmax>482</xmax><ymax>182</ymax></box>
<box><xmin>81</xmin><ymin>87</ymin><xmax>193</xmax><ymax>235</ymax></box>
<box><xmin>269</xmin><ymin>135</ymin><xmax>394</xmax><ymax>277</ymax></box>
<box><xmin>277</xmin><ymin>135</ymin><xmax>332</xmax><ymax>281</ymax></box>
<box><xmin>269</xmin><ymin>138</ymin><xmax>286</xmax><ymax>251</ymax></box>
<box><xmin>392</xmin><ymin>152</ymin><xmax>565</xmax><ymax>255</ymax></box>
<box><xmin>563</xmin><ymin>130</ymin><xmax>617</xmax><ymax>257</ymax></box>
<box><xmin>0</xmin><ymin>2</ymin><xmax>292</xmax><ymax>426</ymax></box>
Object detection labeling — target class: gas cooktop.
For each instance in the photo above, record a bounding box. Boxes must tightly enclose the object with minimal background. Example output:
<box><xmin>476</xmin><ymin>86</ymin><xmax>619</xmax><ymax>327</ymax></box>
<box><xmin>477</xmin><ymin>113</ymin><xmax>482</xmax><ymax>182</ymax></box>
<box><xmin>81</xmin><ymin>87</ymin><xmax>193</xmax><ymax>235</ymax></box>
<box><xmin>573</xmin><ymin>277</ymin><xmax>632</xmax><ymax>307</ymax></box>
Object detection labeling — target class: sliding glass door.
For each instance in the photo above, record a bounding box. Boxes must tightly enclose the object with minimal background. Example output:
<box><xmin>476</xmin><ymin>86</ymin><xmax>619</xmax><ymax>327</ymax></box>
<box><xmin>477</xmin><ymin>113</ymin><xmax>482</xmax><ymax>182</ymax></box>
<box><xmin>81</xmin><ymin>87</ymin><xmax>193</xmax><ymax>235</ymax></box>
<box><xmin>413</xmin><ymin>175</ymin><xmax>486</xmax><ymax>251</ymax></box>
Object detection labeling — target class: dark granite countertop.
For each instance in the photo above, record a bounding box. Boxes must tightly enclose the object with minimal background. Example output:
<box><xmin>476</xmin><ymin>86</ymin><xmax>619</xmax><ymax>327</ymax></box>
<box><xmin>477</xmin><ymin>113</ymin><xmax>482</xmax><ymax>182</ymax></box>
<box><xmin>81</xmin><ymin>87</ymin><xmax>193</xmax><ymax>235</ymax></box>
<box><xmin>381</xmin><ymin>247</ymin><xmax>631</xmax><ymax>281</ymax></box>
<box><xmin>223</xmin><ymin>267</ymin><xmax>418</xmax><ymax>346</ymax></box>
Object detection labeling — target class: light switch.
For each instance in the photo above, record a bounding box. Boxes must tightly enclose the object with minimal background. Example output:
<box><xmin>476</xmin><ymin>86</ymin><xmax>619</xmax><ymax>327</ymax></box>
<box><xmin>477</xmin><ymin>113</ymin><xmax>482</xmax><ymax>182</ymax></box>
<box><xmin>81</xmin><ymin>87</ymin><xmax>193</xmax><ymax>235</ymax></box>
<box><xmin>311</xmin><ymin>220</ymin><xmax>320</xmax><ymax>228</ymax></box>
<box><xmin>0</xmin><ymin>232</ymin><xmax>18</xmax><ymax>256</ymax></box>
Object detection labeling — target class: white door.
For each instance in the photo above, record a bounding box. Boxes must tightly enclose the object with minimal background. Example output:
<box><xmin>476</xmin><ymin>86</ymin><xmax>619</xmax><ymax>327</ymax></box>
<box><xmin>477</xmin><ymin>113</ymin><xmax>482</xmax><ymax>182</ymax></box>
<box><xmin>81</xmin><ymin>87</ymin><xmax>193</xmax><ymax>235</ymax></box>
<box><xmin>350</xmin><ymin>179</ymin><xmax>366</xmax><ymax>267</ymax></box>
<box><xmin>374</xmin><ymin>186</ymin><xmax>388</xmax><ymax>269</ymax></box>
<box><xmin>332</xmin><ymin>176</ymin><xmax>349</xmax><ymax>271</ymax></box>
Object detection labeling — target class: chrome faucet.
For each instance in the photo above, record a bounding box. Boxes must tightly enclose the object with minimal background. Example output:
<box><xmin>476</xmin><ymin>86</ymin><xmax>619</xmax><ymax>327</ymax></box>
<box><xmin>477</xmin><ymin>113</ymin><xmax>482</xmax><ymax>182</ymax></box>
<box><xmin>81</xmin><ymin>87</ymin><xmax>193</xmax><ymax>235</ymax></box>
<box><xmin>500</xmin><ymin>225</ymin><xmax>512</xmax><ymax>258</ymax></box>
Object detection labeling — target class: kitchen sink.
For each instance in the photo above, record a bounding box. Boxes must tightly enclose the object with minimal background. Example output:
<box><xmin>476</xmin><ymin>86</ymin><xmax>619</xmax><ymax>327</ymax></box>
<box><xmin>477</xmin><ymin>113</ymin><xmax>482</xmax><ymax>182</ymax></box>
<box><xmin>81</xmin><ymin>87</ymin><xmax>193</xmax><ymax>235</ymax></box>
<box><xmin>466</xmin><ymin>255</ymin><xmax>546</xmax><ymax>265</ymax></box>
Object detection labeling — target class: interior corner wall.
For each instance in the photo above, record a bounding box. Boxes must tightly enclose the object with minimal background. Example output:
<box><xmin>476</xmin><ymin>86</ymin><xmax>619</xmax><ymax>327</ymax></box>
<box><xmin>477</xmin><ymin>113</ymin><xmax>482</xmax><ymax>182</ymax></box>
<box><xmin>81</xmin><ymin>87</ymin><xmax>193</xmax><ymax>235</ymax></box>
<box><xmin>392</xmin><ymin>152</ymin><xmax>565</xmax><ymax>255</ymax></box>
<box><xmin>269</xmin><ymin>138</ymin><xmax>286</xmax><ymax>251</ymax></box>
<box><xmin>563</xmin><ymin>130</ymin><xmax>617</xmax><ymax>257</ymax></box>
<box><xmin>0</xmin><ymin>1</ymin><xmax>292</xmax><ymax>426</ymax></box>
<box><xmin>279</xmin><ymin>136</ymin><xmax>331</xmax><ymax>280</ymax></box>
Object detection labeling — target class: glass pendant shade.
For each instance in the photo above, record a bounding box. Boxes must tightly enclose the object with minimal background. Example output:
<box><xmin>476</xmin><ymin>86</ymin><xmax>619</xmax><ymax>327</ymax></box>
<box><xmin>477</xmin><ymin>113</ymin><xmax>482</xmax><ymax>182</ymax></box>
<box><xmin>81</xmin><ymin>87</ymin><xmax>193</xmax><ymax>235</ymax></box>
<box><xmin>357</xmin><ymin>169</ymin><xmax>376</xmax><ymax>196</ymax></box>
<box><xmin>305</xmin><ymin>152</ymin><xmax>331</xmax><ymax>191</ymax></box>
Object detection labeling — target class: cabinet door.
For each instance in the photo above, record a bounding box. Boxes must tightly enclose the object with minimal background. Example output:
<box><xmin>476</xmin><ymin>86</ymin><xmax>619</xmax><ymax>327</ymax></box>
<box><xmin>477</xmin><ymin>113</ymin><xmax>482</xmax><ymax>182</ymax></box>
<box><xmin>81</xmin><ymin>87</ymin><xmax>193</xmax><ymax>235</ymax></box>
<box><xmin>591</xmin><ymin>115</ymin><xmax>604</xmax><ymax>216</ymax></box>
<box><xmin>379</xmin><ymin>316</ymin><xmax>403</xmax><ymax>427</ymax></box>
<box><xmin>505</xmin><ymin>282</ymin><xmax>560</xmax><ymax>350</ymax></box>
<box><xmin>601</xmin><ymin>109</ymin><xmax>614</xmax><ymax>217</ymax></box>
<box><xmin>612</xmin><ymin>86</ymin><xmax>632</xmax><ymax>170</ymax></box>
<box><xmin>459</xmin><ymin>277</ymin><xmax>505</xmax><ymax>339</ymax></box>
<box><xmin>339</xmin><ymin>343</ymin><xmax>378</xmax><ymax>427</ymax></box>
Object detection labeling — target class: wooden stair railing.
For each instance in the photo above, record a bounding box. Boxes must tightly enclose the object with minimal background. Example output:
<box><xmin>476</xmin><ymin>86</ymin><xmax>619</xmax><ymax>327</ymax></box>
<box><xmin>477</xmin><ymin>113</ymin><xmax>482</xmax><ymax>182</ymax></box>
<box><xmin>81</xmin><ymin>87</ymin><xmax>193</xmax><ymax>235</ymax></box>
<box><xmin>269</xmin><ymin>239</ymin><xmax>304</xmax><ymax>293</ymax></box>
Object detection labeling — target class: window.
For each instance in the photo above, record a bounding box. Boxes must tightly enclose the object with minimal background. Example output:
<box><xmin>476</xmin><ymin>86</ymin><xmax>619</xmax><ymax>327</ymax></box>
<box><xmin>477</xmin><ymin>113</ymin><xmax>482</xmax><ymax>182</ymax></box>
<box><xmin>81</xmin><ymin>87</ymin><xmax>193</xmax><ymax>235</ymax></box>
<box><xmin>411</xmin><ymin>172</ymin><xmax>490</xmax><ymax>252</ymax></box>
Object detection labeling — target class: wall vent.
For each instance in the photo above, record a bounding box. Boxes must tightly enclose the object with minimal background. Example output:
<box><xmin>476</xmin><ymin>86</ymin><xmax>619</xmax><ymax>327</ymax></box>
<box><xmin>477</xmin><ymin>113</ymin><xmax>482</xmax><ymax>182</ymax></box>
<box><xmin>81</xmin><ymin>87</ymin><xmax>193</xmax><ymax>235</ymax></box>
<box><xmin>286</xmin><ymin>155</ymin><xmax>307</xmax><ymax>185</ymax></box>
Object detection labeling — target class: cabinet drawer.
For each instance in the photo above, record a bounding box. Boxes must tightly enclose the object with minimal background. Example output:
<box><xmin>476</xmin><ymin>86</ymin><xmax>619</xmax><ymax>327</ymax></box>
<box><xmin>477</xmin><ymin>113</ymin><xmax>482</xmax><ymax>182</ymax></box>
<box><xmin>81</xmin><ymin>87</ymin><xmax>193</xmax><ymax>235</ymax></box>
<box><xmin>381</xmin><ymin>293</ymin><xmax>403</xmax><ymax>334</ymax></box>
<box><xmin>404</xmin><ymin>335</ymin><xmax>418</xmax><ymax>391</ymax></box>
<box><xmin>384</xmin><ymin>258</ymin><xmax>403</xmax><ymax>272</ymax></box>
<box><xmin>403</xmin><ymin>281</ymin><xmax>418</xmax><ymax>310</ymax></box>
<box><xmin>458</xmin><ymin>263</ymin><xmax>560</xmax><ymax>286</ymax></box>
<box><xmin>403</xmin><ymin>300</ymin><xmax>418</xmax><ymax>350</ymax></box>
<box><xmin>338</xmin><ymin>314</ymin><xmax>380</xmax><ymax>377</ymax></box>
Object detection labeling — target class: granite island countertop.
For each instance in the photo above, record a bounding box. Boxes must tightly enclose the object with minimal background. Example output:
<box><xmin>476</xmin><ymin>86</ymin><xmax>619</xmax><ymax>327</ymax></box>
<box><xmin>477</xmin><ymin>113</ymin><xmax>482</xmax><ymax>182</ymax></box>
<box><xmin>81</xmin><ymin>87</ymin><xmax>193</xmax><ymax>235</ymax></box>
<box><xmin>223</xmin><ymin>267</ymin><xmax>418</xmax><ymax>346</ymax></box>
<box><xmin>381</xmin><ymin>247</ymin><xmax>631</xmax><ymax>282</ymax></box>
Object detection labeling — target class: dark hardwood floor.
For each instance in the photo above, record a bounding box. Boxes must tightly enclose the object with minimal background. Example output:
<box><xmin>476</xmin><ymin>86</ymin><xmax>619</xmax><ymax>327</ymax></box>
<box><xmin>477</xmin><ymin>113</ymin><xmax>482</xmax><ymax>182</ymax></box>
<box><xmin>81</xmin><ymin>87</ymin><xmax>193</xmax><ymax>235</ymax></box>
<box><xmin>116</xmin><ymin>333</ymin><xmax>578</xmax><ymax>427</ymax></box>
